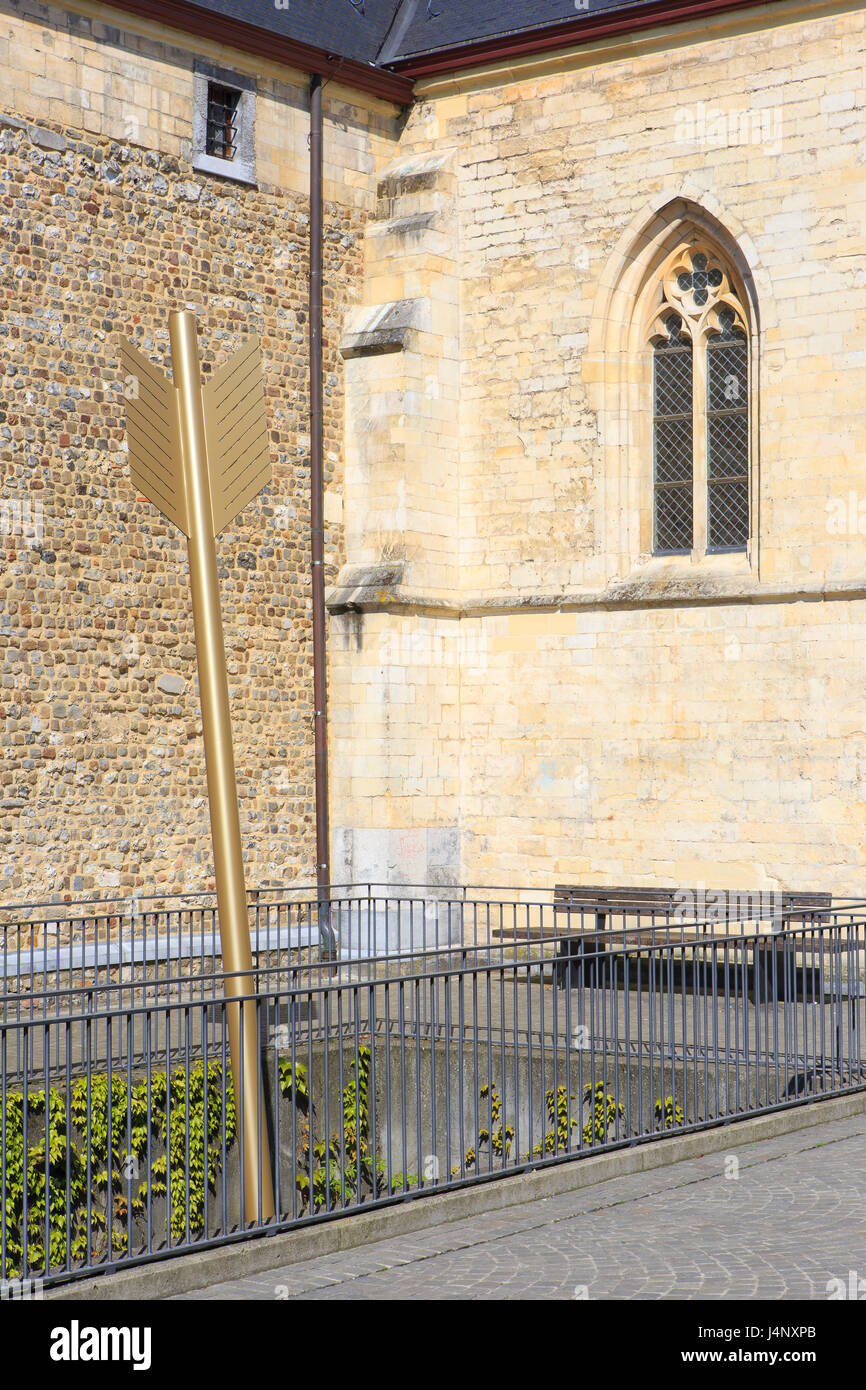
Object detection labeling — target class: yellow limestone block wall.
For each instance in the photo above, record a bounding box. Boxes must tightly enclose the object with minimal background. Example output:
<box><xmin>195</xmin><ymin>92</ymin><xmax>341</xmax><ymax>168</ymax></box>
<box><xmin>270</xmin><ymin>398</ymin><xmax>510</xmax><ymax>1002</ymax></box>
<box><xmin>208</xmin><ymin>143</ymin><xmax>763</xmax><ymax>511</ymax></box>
<box><xmin>331</xmin><ymin>599</ymin><xmax>866</xmax><ymax>893</ymax></box>
<box><xmin>330</xmin><ymin>3</ymin><xmax>866</xmax><ymax>893</ymax></box>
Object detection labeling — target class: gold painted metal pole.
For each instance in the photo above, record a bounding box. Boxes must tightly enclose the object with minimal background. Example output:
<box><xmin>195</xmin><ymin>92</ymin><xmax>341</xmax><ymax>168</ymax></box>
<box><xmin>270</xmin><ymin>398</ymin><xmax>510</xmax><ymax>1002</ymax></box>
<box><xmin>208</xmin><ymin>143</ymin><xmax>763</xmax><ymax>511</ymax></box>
<box><xmin>169</xmin><ymin>310</ymin><xmax>275</xmax><ymax>1224</ymax></box>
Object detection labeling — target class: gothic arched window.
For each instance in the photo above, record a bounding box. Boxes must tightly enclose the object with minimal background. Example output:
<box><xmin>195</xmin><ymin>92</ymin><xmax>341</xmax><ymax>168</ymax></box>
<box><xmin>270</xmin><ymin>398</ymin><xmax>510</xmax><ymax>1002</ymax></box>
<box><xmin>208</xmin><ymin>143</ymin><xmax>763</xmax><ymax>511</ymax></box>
<box><xmin>650</xmin><ymin>248</ymin><xmax>750</xmax><ymax>555</ymax></box>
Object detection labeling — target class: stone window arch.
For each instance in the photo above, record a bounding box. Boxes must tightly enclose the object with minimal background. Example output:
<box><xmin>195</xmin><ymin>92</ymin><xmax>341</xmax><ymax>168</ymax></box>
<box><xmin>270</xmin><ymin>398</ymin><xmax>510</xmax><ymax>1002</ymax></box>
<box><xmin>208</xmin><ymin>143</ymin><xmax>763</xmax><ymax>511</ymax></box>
<box><xmin>585</xmin><ymin>197</ymin><xmax>763</xmax><ymax>583</ymax></box>
<box><xmin>649</xmin><ymin>244</ymin><xmax>751</xmax><ymax>556</ymax></box>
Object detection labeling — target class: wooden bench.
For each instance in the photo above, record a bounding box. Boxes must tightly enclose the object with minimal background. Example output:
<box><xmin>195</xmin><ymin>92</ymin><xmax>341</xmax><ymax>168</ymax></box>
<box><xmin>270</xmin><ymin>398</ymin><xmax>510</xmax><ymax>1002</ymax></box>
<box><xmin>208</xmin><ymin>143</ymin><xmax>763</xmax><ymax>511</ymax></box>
<box><xmin>550</xmin><ymin>886</ymin><xmax>833</xmax><ymax>991</ymax></box>
<box><xmin>553</xmin><ymin>885</ymin><xmax>832</xmax><ymax>932</ymax></box>
<box><xmin>488</xmin><ymin>886</ymin><xmax>833</xmax><ymax>988</ymax></box>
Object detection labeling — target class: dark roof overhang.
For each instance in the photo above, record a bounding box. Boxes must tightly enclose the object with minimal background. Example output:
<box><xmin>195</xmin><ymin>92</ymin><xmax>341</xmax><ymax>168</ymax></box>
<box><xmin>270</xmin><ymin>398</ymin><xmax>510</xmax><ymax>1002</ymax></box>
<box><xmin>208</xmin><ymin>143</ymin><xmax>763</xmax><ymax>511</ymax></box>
<box><xmin>389</xmin><ymin>0</ymin><xmax>781</xmax><ymax>79</ymax></box>
<box><xmin>104</xmin><ymin>0</ymin><xmax>415</xmax><ymax>103</ymax></box>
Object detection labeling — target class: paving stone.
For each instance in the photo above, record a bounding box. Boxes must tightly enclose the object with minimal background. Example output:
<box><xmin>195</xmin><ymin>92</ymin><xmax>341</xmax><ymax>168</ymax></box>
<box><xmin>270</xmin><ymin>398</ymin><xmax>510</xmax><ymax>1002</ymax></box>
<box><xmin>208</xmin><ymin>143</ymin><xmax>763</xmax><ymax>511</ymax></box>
<box><xmin>175</xmin><ymin>1112</ymin><xmax>866</xmax><ymax>1301</ymax></box>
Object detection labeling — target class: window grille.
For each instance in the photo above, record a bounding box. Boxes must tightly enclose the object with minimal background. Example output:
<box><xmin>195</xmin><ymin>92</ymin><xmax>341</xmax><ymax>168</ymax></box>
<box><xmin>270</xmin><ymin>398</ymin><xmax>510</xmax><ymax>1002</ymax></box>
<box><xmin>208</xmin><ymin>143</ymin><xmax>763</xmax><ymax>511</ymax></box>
<box><xmin>205</xmin><ymin>83</ymin><xmax>241</xmax><ymax>161</ymax></box>
<box><xmin>706</xmin><ymin>309</ymin><xmax>749</xmax><ymax>550</ymax></box>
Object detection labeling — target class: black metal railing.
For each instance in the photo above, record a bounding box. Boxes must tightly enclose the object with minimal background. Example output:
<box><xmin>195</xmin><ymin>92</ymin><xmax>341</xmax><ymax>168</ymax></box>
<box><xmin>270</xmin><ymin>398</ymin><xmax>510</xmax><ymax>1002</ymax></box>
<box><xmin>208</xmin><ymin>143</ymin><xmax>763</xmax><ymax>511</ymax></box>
<box><xmin>1</xmin><ymin>893</ymin><xmax>864</xmax><ymax>1289</ymax></box>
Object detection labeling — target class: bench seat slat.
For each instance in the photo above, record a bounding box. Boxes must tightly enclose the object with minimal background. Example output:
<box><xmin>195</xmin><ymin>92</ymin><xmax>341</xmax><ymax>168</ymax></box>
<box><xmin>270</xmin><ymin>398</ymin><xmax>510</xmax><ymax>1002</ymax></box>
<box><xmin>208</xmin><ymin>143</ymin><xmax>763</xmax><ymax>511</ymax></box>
<box><xmin>552</xmin><ymin>886</ymin><xmax>832</xmax><ymax>921</ymax></box>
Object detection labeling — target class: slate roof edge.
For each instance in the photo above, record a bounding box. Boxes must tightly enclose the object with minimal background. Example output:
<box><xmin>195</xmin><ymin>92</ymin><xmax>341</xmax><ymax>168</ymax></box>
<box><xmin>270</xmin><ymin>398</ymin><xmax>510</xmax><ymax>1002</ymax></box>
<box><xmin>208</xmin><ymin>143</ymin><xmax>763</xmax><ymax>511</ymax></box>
<box><xmin>82</xmin><ymin>0</ymin><xmax>793</xmax><ymax>108</ymax></box>
<box><xmin>386</xmin><ymin>0</ymin><xmax>785</xmax><ymax>75</ymax></box>
<box><xmin>101</xmin><ymin>0</ymin><xmax>414</xmax><ymax>103</ymax></box>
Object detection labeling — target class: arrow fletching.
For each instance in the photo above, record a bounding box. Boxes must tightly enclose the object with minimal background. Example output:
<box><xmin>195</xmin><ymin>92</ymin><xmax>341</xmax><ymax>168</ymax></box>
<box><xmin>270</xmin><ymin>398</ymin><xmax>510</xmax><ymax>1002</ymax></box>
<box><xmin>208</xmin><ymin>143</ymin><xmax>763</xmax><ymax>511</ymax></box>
<box><xmin>202</xmin><ymin>336</ymin><xmax>272</xmax><ymax>536</ymax></box>
<box><xmin>120</xmin><ymin>339</ymin><xmax>189</xmax><ymax>537</ymax></box>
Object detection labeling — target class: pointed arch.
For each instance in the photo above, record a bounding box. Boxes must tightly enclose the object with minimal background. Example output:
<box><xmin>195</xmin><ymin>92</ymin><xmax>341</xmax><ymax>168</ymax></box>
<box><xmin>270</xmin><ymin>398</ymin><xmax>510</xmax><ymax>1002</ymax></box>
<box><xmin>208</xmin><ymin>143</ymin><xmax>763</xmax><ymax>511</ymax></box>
<box><xmin>584</xmin><ymin>195</ymin><xmax>763</xmax><ymax>578</ymax></box>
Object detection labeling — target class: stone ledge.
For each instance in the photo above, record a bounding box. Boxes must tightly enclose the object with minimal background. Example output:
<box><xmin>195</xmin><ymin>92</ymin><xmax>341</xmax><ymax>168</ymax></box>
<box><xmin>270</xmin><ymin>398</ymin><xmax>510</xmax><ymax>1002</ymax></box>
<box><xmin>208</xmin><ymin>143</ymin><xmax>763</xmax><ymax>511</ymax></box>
<box><xmin>327</xmin><ymin>561</ymin><xmax>405</xmax><ymax>611</ymax></box>
<box><xmin>340</xmin><ymin>298</ymin><xmax>428</xmax><ymax>359</ymax></box>
<box><xmin>325</xmin><ymin>576</ymin><xmax>866</xmax><ymax>618</ymax></box>
<box><xmin>367</xmin><ymin>210</ymin><xmax>438</xmax><ymax>239</ymax></box>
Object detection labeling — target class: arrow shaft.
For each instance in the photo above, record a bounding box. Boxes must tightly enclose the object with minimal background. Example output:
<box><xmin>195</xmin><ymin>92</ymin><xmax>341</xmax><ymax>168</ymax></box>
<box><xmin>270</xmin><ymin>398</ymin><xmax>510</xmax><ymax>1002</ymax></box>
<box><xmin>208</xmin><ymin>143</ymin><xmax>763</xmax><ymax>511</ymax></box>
<box><xmin>169</xmin><ymin>311</ymin><xmax>275</xmax><ymax>1224</ymax></box>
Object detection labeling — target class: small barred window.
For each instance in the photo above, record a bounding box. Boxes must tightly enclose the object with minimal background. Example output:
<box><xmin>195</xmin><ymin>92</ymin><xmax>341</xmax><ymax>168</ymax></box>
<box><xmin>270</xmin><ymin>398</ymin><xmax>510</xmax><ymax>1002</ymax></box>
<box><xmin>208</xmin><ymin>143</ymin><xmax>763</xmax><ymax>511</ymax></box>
<box><xmin>205</xmin><ymin>83</ymin><xmax>241</xmax><ymax>162</ymax></box>
<box><xmin>192</xmin><ymin>64</ymin><xmax>256</xmax><ymax>185</ymax></box>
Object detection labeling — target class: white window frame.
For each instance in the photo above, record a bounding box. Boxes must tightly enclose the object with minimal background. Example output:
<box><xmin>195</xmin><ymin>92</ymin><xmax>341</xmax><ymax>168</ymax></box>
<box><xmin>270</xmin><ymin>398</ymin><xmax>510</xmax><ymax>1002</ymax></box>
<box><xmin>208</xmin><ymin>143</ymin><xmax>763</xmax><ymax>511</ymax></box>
<box><xmin>192</xmin><ymin>61</ymin><xmax>256</xmax><ymax>186</ymax></box>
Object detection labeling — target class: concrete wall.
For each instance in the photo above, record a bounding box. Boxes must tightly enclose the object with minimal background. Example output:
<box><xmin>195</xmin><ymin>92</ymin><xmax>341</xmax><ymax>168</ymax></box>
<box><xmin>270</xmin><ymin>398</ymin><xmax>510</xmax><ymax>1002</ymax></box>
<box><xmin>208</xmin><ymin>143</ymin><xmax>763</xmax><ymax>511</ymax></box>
<box><xmin>270</xmin><ymin>1033</ymin><xmax>821</xmax><ymax>1200</ymax></box>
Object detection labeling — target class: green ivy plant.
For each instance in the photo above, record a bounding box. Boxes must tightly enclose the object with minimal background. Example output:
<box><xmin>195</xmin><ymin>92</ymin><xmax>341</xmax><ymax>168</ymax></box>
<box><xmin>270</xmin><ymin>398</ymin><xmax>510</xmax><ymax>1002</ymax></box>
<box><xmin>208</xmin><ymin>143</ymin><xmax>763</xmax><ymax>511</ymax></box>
<box><xmin>532</xmin><ymin>1081</ymin><xmax>625</xmax><ymax>1156</ymax></box>
<box><xmin>454</xmin><ymin>1082</ymin><xmax>515</xmax><ymax>1176</ymax></box>
<box><xmin>1</xmin><ymin>1061</ymin><xmax>235</xmax><ymax>1281</ymax></box>
<box><xmin>278</xmin><ymin>1046</ymin><xmax>416</xmax><ymax>1212</ymax></box>
<box><xmin>654</xmin><ymin>1095</ymin><xmax>685</xmax><ymax>1130</ymax></box>
<box><xmin>457</xmin><ymin>1078</ymin><xmax>626</xmax><ymax>1174</ymax></box>
<box><xmin>1</xmin><ymin>1088</ymin><xmax>90</xmax><ymax>1277</ymax></box>
<box><xmin>581</xmin><ymin>1082</ymin><xmax>625</xmax><ymax>1145</ymax></box>
<box><xmin>532</xmin><ymin>1085</ymin><xmax>580</xmax><ymax>1157</ymax></box>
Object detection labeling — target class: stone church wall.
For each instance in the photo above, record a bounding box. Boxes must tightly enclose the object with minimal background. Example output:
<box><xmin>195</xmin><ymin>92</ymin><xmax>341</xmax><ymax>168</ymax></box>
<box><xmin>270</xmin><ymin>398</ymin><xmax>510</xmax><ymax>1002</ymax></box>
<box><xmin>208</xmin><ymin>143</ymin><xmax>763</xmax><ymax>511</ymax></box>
<box><xmin>331</xmin><ymin>3</ymin><xmax>866</xmax><ymax>894</ymax></box>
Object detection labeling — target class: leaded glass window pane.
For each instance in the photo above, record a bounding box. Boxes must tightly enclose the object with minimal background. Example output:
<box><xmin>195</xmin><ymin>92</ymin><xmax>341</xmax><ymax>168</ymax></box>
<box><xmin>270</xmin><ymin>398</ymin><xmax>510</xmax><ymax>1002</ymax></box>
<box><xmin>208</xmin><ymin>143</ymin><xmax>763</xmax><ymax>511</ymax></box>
<box><xmin>706</xmin><ymin>311</ymin><xmax>748</xmax><ymax>550</ymax></box>
<box><xmin>655</xmin><ymin>487</ymin><xmax>694</xmax><ymax>556</ymax></box>
<box><xmin>655</xmin><ymin>419</ymin><xmax>693</xmax><ymax>483</ymax></box>
<box><xmin>653</xmin><ymin>315</ymin><xmax>693</xmax><ymax>553</ymax></box>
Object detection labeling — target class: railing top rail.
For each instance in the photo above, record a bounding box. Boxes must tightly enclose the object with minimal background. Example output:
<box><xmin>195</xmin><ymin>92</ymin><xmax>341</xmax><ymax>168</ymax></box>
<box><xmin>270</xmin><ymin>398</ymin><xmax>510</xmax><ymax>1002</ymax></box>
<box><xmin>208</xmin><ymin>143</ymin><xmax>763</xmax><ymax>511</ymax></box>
<box><xmin>6</xmin><ymin>897</ymin><xmax>865</xmax><ymax>924</ymax></box>
<box><xmin>2</xmin><ymin>914</ymin><xmax>863</xmax><ymax>1016</ymax></box>
<box><xmin>5</xmin><ymin>882</ymin><xmax>866</xmax><ymax>925</ymax></box>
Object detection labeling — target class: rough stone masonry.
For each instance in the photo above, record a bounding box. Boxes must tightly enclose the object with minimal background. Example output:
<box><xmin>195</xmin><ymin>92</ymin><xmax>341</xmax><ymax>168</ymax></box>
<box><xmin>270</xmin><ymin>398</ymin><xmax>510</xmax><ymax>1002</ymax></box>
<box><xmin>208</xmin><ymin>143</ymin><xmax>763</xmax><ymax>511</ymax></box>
<box><xmin>0</xmin><ymin>0</ymin><xmax>400</xmax><ymax>899</ymax></box>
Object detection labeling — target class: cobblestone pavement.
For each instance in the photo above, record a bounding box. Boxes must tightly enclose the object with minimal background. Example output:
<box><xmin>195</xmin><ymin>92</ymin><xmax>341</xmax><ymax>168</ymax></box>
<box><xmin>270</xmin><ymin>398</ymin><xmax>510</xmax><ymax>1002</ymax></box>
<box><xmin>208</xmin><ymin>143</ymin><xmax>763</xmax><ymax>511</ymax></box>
<box><xmin>175</xmin><ymin>1111</ymin><xmax>866</xmax><ymax>1300</ymax></box>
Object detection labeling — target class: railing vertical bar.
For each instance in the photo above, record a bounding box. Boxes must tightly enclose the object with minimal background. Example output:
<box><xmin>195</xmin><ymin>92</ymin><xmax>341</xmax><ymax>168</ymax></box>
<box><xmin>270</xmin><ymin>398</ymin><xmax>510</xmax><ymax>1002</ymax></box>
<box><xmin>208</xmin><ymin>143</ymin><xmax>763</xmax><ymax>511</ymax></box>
<box><xmin>383</xmin><ymin>975</ymin><xmax>393</xmax><ymax>1198</ymax></box>
<box><xmin>414</xmin><ymin>967</ymin><xmax>423</xmax><ymax>1194</ymax></box>
<box><xmin>471</xmin><ymin>960</ymin><xmax>479</xmax><ymax>1180</ymax></box>
<box><xmin>64</xmin><ymin>1019</ymin><xmax>72</xmax><ymax>1276</ymax></box>
<box><xmin>399</xmin><ymin>976</ymin><xmax>408</xmax><ymax>1195</ymax></box>
<box><xmin>145</xmin><ymin>1006</ymin><xmax>154</xmax><ymax>1255</ymax></box>
<box><xmin>125</xmin><ymin>1002</ymin><xmax>134</xmax><ymax>1265</ymax></box>
<box><xmin>41</xmin><ymin>1019</ymin><xmax>49</xmax><ymax>1281</ymax></box>
<box><xmin>182</xmin><ymin>1000</ymin><xmax>191</xmax><ymax>1247</ymax></box>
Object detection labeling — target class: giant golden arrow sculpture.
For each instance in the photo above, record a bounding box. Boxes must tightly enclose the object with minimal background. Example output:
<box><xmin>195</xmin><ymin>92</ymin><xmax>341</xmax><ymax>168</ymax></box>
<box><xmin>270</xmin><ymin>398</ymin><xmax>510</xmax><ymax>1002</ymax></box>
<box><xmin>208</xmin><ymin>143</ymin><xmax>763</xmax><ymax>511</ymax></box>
<box><xmin>120</xmin><ymin>310</ymin><xmax>275</xmax><ymax>1223</ymax></box>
